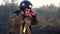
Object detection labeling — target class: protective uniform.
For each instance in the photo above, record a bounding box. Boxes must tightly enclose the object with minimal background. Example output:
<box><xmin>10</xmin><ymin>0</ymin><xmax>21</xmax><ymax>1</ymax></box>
<box><xmin>8</xmin><ymin>0</ymin><xmax>39</xmax><ymax>34</ymax></box>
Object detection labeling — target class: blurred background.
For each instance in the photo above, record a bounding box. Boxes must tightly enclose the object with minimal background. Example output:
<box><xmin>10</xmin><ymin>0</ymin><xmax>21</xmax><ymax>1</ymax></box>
<box><xmin>0</xmin><ymin>0</ymin><xmax>60</xmax><ymax>34</ymax></box>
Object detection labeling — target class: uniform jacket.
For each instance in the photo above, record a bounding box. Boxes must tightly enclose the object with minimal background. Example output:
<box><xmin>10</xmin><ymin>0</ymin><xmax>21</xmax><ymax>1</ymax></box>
<box><xmin>8</xmin><ymin>10</ymin><xmax>39</xmax><ymax>34</ymax></box>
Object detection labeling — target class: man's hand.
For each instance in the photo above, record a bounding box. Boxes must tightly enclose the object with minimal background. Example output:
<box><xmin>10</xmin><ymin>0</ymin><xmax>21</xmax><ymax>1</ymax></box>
<box><xmin>31</xmin><ymin>11</ymin><xmax>36</xmax><ymax>16</ymax></box>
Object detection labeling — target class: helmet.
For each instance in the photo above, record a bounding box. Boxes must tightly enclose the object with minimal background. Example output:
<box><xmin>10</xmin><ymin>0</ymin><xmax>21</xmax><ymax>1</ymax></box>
<box><xmin>19</xmin><ymin>0</ymin><xmax>33</xmax><ymax>10</ymax></box>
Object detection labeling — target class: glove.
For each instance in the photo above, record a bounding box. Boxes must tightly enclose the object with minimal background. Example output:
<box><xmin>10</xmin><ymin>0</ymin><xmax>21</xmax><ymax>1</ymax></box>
<box><xmin>31</xmin><ymin>10</ymin><xmax>36</xmax><ymax>17</ymax></box>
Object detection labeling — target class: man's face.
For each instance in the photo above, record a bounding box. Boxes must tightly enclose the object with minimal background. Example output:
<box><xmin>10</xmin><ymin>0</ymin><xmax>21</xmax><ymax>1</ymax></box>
<box><xmin>24</xmin><ymin>8</ymin><xmax>31</xmax><ymax>16</ymax></box>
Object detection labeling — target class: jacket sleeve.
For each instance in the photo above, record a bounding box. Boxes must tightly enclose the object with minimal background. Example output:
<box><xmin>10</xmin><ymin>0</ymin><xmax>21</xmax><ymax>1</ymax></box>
<box><xmin>32</xmin><ymin>15</ymin><xmax>40</xmax><ymax>25</ymax></box>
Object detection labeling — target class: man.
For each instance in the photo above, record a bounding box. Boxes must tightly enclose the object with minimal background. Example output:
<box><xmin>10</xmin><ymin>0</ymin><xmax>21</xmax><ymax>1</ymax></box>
<box><xmin>8</xmin><ymin>0</ymin><xmax>39</xmax><ymax>34</ymax></box>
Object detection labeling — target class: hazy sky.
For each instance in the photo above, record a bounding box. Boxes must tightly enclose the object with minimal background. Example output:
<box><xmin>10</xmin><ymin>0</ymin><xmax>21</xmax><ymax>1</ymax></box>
<box><xmin>18</xmin><ymin>0</ymin><xmax>60</xmax><ymax>7</ymax></box>
<box><xmin>0</xmin><ymin>0</ymin><xmax>60</xmax><ymax>7</ymax></box>
<box><xmin>0</xmin><ymin>0</ymin><xmax>3</xmax><ymax>5</ymax></box>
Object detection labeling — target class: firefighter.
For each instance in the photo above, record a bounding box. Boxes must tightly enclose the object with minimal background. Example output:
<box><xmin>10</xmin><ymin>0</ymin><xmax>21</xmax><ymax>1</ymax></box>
<box><xmin>8</xmin><ymin>0</ymin><xmax>39</xmax><ymax>34</ymax></box>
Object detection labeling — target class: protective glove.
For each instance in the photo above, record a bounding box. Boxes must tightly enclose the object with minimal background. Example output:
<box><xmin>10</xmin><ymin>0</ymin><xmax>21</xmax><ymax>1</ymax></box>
<box><xmin>31</xmin><ymin>10</ymin><xmax>36</xmax><ymax>17</ymax></box>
